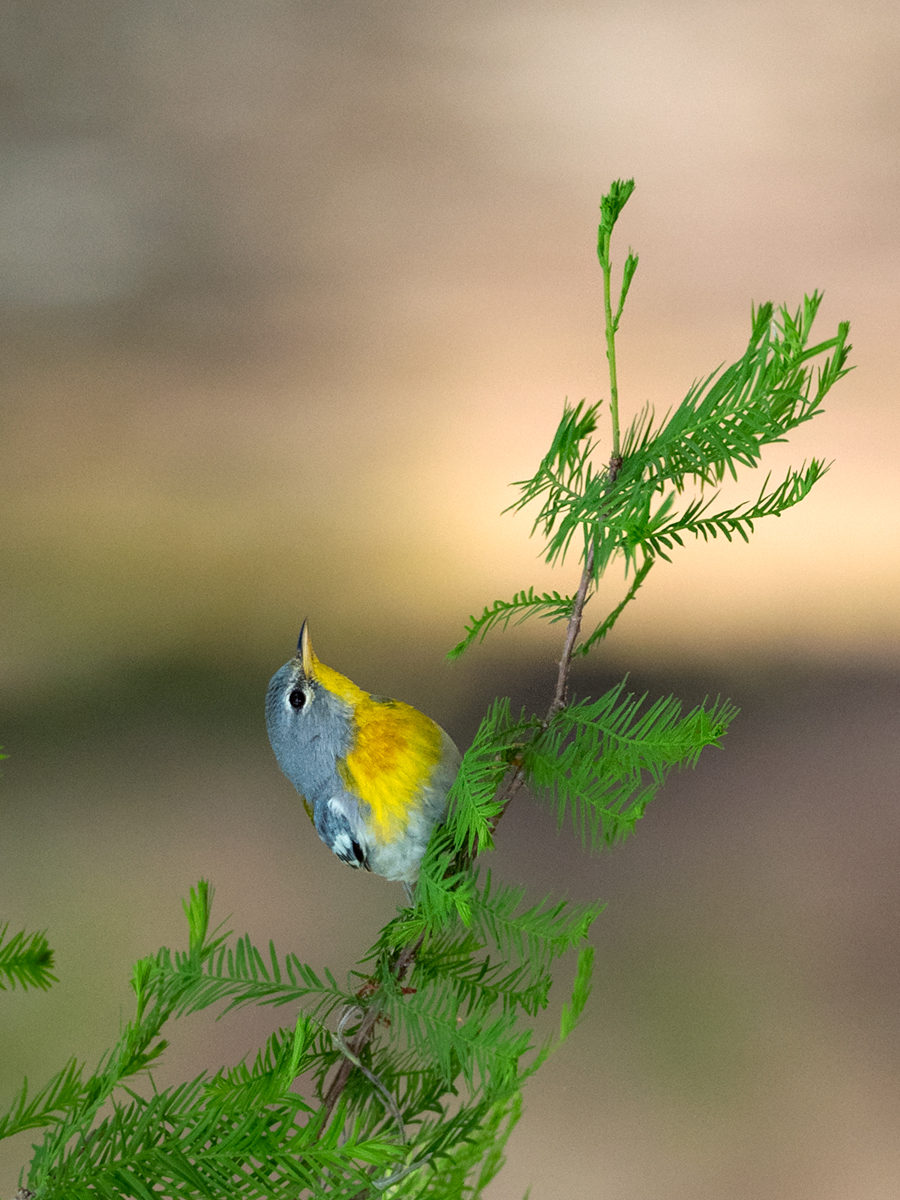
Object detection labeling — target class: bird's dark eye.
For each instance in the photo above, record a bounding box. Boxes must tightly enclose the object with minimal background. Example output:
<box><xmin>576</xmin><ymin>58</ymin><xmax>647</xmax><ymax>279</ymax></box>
<box><xmin>288</xmin><ymin>689</ymin><xmax>306</xmax><ymax>710</ymax></box>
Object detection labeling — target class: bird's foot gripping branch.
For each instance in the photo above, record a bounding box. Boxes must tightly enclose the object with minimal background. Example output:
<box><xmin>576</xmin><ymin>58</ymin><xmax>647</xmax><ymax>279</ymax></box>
<box><xmin>2</xmin><ymin>180</ymin><xmax>850</xmax><ymax>1198</ymax></box>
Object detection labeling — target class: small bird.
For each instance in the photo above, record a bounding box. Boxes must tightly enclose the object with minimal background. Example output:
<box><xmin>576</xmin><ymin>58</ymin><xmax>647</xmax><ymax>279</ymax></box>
<box><xmin>266</xmin><ymin>622</ymin><xmax>461</xmax><ymax>886</ymax></box>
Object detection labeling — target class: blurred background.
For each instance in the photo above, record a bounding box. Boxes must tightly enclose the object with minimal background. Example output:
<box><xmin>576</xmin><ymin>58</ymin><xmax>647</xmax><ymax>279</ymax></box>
<box><xmin>1</xmin><ymin>1</ymin><xmax>899</xmax><ymax>1196</ymax></box>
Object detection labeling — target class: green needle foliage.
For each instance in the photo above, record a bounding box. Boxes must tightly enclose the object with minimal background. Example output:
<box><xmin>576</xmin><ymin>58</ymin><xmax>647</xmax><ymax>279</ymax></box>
<box><xmin>0</xmin><ymin>927</ymin><xmax>57</xmax><ymax>994</ymax></box>
<box><xmin>2</xmin><ymin>181</ymin><xmax>850</xmax><ymax>1198</ymax></box>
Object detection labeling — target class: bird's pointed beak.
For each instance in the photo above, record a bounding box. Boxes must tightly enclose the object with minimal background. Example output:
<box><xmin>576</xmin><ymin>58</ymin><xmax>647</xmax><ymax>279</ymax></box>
<box><xmin>297</xmin><ymin>620</ymin><xmax>316</xmax><ymax>676</ymax></box>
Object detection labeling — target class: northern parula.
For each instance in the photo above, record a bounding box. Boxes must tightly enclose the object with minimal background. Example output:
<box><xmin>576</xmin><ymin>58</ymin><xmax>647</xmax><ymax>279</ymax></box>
<box><xmin>265</xmin><ymin>622</ymin><xmax>461</xmax><ymax>885</ymax></box>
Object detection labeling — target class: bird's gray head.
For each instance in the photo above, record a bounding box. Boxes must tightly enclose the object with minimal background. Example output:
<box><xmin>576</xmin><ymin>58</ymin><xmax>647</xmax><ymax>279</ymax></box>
<box><xmin>265</xmin><ymin>622</ymin><xmax>356</xmax><ymax>802</ymax></box>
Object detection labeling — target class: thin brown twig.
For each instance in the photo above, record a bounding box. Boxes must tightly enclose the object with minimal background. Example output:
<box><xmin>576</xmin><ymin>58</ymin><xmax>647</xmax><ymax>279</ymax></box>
<box><xmin>321</xmin><ymin>936</ymin><xmax>423</xmax><ymax>1123</ymax></box>
<box><xmin>547</xmin><ymin>541</ymin><xmax>595</xmax><ymax>722</ymax></box>
<box><xmin>485</xmin><ymin>534</ymin><xmax>597</xmax><ymax>827</ymax></box>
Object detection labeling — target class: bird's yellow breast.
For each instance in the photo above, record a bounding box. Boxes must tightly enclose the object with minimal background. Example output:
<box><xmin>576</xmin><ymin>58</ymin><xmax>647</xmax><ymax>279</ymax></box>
<box><xmin>315</xmin><ymin>661</ymin><xmax>443</xmax><ymax>843</ymax></box>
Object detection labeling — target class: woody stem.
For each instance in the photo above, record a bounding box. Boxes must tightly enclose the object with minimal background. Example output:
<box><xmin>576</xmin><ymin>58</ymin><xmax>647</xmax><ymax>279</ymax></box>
<box><xmin>486</xmin><ymin>539</ymin><xmax>597</xmax><ymax>826</ymax></box>
<box><xmin>321</xmin><ymin>936</ymin><xmax>423</xmax><ymax>1122</ymax></box>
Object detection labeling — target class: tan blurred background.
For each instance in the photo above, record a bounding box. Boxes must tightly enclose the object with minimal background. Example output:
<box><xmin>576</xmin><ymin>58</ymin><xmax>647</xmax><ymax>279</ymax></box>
<box><xmin>1</xmin><ymin>1</ymin><xmax>899</xmax><ymax>1196</ymax></box>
